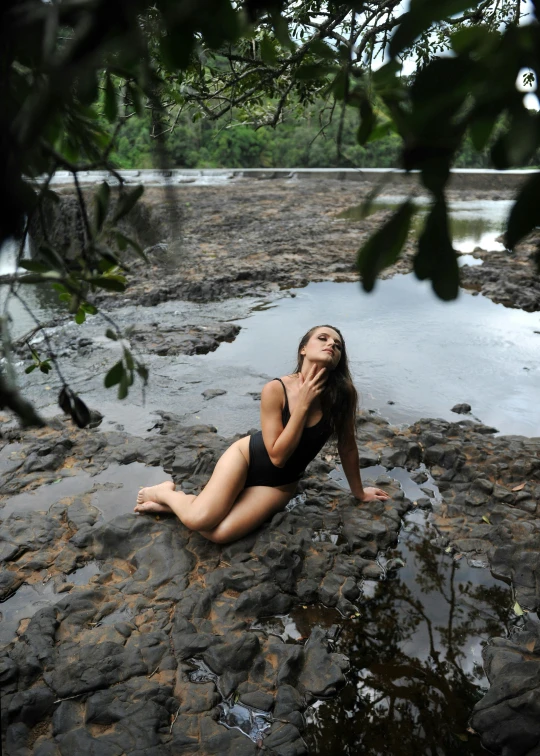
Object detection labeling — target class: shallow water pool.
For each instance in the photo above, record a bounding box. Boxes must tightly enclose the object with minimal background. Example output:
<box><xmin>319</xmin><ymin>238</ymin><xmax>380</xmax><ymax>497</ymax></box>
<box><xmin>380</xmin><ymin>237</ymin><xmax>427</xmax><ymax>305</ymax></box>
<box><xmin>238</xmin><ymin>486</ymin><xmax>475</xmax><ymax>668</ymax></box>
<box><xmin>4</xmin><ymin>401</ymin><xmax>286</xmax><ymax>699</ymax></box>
<box><xmin>206</xmin><ymin>276</ymin><xmax>540</xmax><ymax>436</ymax></box>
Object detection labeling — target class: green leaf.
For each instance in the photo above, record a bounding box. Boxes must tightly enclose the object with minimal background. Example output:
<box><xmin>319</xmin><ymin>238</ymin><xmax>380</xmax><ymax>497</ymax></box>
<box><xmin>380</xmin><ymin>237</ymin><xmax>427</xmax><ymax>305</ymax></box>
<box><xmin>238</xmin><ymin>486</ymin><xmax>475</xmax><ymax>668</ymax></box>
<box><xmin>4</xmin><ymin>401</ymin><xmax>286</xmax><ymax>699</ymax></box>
<box><xmin>104</xmin><ymin>360</ymin><xmax>124</xmax><ymax>388</ymax></box>
<box><xmin>89</xmin><ymin>276</ymin><xmax>126</xmax><ymax>293</ymax></box>
<box><xmin>513</xmin><ymin>600</ymin><xmax>524</xmax><ymax>616</ymax></box>
<box><xmin>105</xmin><ymin>329</ymin><xmax>118</xmax><ymax>340</ymax></box>
<box><xmin>25</xmin><ymin>364</ymin><xmax>37</xmax><ymax>374</ymax></box>
<box><xmin>118</xmin><ymin>371</ymin><xmax>129</xmax><ymax>400</ymax></box>
<box><xmin>357</xmin><ymin>100</ymin><xmax>376</xmax><ymax>145</ymax></box>
<box><xmin>492</xmin><ymin>110</ymin><xmax>540</xmax><ymax>169</ymax></box>
<box><xmin>58</xmin><ymin>386</ymin><xmax>91</xmax><ymax>428</ymax></box>
<box><xmin>72</xmin><ymin>395</ymin><xmax>91</xmax><ymax>428</ymax></box>
<box><xmin>123</xmin><ymin>348</ymin><xmax>134</xmax><ymax>371</ymax></box>
<box><xmin>159</xmin><ymin>28</ymin><xmax>195</xmax><ymax>72</ymax></box>
<box><xmin>414</xmin><ymin>198</ymin><xmax>459</xmax><ymax>301</ymax></box>
<box><xmin>17</xmin><ymin>271</ymin><xmax>62</xmax><ymax>284</ymax></box>
<box><xmin>331</xmin><ymin>68</ymin><xmax>348</xmax><ymax>100</ymax></box>
<box><xmin>75</xmin><ymin>308</ymin><xmax>86</xmax><ymax>325</ymax></box>
<box><xmin>82</xmin><ymin>302</ymin><xmax>98</xmax><ymax>315</ymax></box>
<box><xmin>308</xmin><ymin>40</ymin><xmax>336</xmax><ymax>60</ymax></box>
<box><xmin>94</xmin><ymin>181</ymin><xmax>110</xmax><ymax>232</ymax></box>
<box><xmin>19</xmin><ymin>259</ymin><xmax>52</xmax><ymax>274</ymax></box>
<box><xmin>295</xmin><ymin>63</ymin><xmax>336</xmax><ymax>81</ymax></box>
<box><xmin>506</xmin><ymin>172</ymin><xmax>540</xmax><ymax>249</ymax></box>
<box><xmin>367</xmin><ymin>120</ymin><xmax>395</xmax><ymax>143</ymax></box>
<box><xmin>104</xmin><ymin>73</ymin><xmax>118</xmax><ymax>123</ymax></box>
<box><xmin>372</xmin><ymin>60</ymin><xmax>401</xmax><ymax>88</ymax></box>
<box><xmin>38</xmin><ymin>244</ymin><xmax>66</xmax><ymax>272</ymax></box>
<box><xmin>482</xmin><ymin>515</ymin><xmax>491</xmax><ymax>524</ymax></box>
<box><xmin>469</xmin><ymin>115</ymin><xmax>497</xmax><ymax>152</ymax></box>
<box><xmin>450</xmin><ymin>26</ymin><xmax>499</xmax><ymax>55</ymax></box>
<box><xmin>357</xmin><ymin>201</ymin><xmax>415</xmax><ymax>292</ymax></box>
<box><xmin>111</xmin><ymin>185</ymin><xmax>144</xmax><ymax>223</ymax></box>
<box><xmin>390</xmin><ymin>0</ymin><xmax>478</xmax><ymax>57</ymax></box>
<box><xmin>260</xmin><ymin>35</ymin><xmax>278</xmax><ymax>65</ymax></box>
<box><xmin>114</xmin><ymin>232</ymin><xmax>146</xmax><ymax>261</ymax></box>
<box><xmin>136</xmin><ymin>363</ymin><xmax>149</xmax><ymax>383</ymax></box>
<box><xmin>39</xmin><ymin>362</ymin><xmax>51</xmax><ymax>374</ymax></box>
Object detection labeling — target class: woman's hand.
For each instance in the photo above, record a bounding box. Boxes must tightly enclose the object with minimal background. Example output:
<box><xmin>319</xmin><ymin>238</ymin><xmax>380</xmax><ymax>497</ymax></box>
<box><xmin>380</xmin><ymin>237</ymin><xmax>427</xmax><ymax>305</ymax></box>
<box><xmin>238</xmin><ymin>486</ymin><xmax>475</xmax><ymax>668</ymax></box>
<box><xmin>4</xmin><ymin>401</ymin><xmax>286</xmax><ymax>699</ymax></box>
<box><xmin>297</xmin><ymin>365</ymin><xmax>326</xmax><ymax>409</ymax></box>
<box><xmin>357</xmin><ymin>487</ymin><xmax>390</xmax><ymax>502</ymax></box>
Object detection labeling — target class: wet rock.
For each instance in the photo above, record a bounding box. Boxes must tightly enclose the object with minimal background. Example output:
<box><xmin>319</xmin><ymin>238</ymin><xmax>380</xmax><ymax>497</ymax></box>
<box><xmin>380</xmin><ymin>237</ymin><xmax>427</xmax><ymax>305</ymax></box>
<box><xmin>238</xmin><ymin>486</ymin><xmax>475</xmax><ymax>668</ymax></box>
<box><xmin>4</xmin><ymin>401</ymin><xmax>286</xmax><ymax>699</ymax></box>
<box><xmin>202</xmin><ymin>388</ymin><xmax>227</xmax><ymax>400</ymax></box>
<box><xmin>234</xmin><ymin>583</ymin><xmax>294</xmax><ymax>617</ymax></box>
<box><xmin>0</xmin><ymin>512</ymin><xmax>64</xmax><ymax>563</ymax></box>
<box><xmin>237</xmin><ymin>683</ymin><xmax>274</xmax><ymax>712</ymax></box>
<box><xmin>3</xmin><ymin>408</ymin><xmax>538</xmax><ymax>755</ymax></box>
<box><xmin>203</xmin><ymin>633</ymin><xmax>260</xmax><ymax>675</ymax></box>
<box><xmin>87</xmin><ymin>409</ymin><xmax>104</xmax><ymax>428</ymax></box>
<box><xmin>471</xmin><ymin>619</ymin><xmax>540</xmax><ymax>756</ymax></box>
<box><xmin>0</xmin><ymin>570</ymin><xmax>23</xmax><ymax>599</ymax></box>
<box><xmin>8</xmin><ymin>686</ymin><xmax>56</xmax><ymax>728</ymax></box>
<box><xmin>52</xmin><ymin>700</ymin><xmax>84</xmax><ymax>736</ymax></box>
<box><xmin>263</xmin><ymin>722</ymin><xmax>307</xmax><ymax>755</ymax></box>
<box><xmin>451</xmin><ymin>403</ymin><xmax>472</xmax><ymax>414</ymax></box>
<box><xmin>357</xmin><ymin>448</ymin><xmax>379</xmax><ymax>467</ymax></box>
<box><xmin>130</xmin><ymin>322</ymin><xmax>240</xmax><ymax>356</ymax></box>
<box><xmin>45</xmin><ymin>640</ymin><xmax>148</xmax><ymax>698</ymax></box>
<box><xmin>198</xmin><ymin>714</ymin><xmax>259</xmax><ymax>755</ymax></box>
<box><xmin>297</xmin><ymin>626</ymin><xmax>348</xmax><ymax>698</ymax></box>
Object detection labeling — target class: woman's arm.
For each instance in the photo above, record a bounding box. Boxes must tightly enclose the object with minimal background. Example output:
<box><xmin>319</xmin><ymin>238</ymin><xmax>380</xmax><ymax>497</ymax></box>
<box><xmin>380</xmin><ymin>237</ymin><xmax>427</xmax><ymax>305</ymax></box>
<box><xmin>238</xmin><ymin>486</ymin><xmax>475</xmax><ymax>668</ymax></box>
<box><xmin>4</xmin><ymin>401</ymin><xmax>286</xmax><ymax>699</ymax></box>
<box><xmin>261</xmin><ymin>367</ymin><xmax>325</xmax><ymax>467</ymax></box>
<box><xmin>338</xmin><ymin>425</ymin><xmax>390</xmax><ymax>502</ymax></box>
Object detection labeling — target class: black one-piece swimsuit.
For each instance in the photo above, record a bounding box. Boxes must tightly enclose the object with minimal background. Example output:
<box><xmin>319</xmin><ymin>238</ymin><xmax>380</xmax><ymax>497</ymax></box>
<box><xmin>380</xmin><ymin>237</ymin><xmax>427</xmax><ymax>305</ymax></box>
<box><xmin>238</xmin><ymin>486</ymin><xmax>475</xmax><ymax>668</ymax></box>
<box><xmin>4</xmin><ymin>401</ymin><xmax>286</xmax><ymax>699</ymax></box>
<box><xmin>244</xmin><ymin>378</ymin><xmax>331</xmax><ymax>489</ymax></box>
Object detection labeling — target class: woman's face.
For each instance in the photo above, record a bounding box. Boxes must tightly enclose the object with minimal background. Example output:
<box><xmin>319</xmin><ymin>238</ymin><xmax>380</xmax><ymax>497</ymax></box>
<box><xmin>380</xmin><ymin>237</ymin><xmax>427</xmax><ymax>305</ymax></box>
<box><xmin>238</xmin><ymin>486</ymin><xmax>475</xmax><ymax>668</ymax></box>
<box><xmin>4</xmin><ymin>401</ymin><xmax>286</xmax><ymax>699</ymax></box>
<box><xmin>301</xmin><ymin>327</ymin><xmax>343</xmax><ymax>369</ymax></box>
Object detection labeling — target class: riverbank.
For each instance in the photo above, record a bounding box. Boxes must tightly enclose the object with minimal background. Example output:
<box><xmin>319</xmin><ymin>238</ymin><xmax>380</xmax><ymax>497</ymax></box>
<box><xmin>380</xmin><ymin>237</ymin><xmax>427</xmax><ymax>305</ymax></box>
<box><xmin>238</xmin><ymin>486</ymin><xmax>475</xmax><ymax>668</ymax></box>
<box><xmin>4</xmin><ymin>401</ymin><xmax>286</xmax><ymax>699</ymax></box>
<box><xmin>28</xmin><ymin>176</ymin><xmax>540</xmax><ymax>313</ymax></box>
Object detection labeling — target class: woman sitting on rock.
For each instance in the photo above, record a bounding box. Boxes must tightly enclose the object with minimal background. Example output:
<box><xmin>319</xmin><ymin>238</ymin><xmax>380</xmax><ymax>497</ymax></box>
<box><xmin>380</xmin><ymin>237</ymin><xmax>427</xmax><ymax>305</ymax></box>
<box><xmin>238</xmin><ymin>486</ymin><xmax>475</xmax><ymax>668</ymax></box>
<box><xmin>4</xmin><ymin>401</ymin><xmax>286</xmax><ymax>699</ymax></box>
<box><xmin>135</xmin><ymin>324</ymin><xmax>389</xmax><ymax>542</ymax></box>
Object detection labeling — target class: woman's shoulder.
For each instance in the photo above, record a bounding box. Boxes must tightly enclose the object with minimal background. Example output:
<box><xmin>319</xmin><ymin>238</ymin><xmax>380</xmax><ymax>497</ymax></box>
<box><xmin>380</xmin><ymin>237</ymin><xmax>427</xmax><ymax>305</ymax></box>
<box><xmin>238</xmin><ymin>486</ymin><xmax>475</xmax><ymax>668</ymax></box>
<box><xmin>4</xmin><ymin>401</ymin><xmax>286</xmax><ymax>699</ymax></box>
<box><xmin>261</xmin><ymin>375</ymin><xmax>294</xmax><ymax>403</ymax></box>
<box><xmin>261</xmin><ymin>378</ymin><xmax>283</xmax><ymax>399</ymax></box>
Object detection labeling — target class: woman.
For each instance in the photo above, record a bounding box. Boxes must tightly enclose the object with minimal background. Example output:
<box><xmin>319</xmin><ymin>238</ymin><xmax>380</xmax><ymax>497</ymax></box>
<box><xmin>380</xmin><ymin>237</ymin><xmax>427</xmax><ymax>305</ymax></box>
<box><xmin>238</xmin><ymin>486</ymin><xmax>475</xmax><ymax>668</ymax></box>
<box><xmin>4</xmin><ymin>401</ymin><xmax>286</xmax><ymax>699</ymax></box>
<box><xmin>135</xmin><ymin>325</ymin><xmax>389</xmax><ymax>543</ymax></box>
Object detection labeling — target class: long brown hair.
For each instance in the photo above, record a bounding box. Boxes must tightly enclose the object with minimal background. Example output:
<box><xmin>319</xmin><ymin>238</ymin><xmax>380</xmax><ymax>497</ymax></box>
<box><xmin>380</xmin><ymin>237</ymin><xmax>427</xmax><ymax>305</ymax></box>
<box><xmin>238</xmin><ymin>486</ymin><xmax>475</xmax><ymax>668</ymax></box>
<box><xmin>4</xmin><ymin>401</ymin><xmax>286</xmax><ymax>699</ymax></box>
<box><xmin>292</xmin><ymin>325</ymin><xmax>358</xmax><ymax>442</ymax></box>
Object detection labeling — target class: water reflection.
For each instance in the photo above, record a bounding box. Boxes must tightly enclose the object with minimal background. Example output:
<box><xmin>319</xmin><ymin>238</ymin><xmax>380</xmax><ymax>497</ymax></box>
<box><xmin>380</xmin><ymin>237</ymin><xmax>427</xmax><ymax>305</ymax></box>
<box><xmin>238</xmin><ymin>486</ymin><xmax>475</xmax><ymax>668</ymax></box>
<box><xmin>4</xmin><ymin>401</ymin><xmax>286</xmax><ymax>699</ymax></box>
<box><xmin>0</xmin><ymin>235</ymin><xmax>62</xmax><ymax>339</ymax></box>
<box><xmin>206</xmin><ymin>278</ymin><xmax>540</xmax><ymax>436</ymax></box>
<box><xmin>337</xmin><ymin>197</ymin><xmax>510</xmax><ymax>254</ymax></box>
<box><xmin>303</xmin><ymin>509</ymin><xmax>512</xmax><ymax>755</ymax></box>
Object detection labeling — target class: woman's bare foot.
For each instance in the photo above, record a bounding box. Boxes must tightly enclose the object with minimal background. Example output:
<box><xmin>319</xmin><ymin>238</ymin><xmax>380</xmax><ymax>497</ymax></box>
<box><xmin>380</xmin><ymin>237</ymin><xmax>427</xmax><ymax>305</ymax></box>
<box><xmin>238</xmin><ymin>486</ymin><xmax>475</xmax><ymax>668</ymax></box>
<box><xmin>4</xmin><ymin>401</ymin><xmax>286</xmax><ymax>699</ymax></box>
<box><xmin>136</xmin><ymin>480</ymin><xmax>175</xmax><ymax>507</ymax></box>
<box><xmin>134</xmin><ymin>500</ymin><xmax>172</xmax><ymax>514</ymax></box>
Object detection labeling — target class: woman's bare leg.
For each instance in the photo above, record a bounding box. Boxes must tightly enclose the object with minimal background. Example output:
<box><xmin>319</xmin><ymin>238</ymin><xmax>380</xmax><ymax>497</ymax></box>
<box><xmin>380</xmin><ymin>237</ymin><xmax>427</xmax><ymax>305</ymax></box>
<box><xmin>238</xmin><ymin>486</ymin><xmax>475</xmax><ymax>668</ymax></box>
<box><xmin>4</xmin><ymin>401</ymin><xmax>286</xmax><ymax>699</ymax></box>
<box><xmin>134</xmin><ymin>438</ymin><xmax>249</xmax><ymax>531</ymax></box>
<box><xmin>199</xmin><ymin>486</ymin><xmax>293</xmax><ymax>544</ymax></box>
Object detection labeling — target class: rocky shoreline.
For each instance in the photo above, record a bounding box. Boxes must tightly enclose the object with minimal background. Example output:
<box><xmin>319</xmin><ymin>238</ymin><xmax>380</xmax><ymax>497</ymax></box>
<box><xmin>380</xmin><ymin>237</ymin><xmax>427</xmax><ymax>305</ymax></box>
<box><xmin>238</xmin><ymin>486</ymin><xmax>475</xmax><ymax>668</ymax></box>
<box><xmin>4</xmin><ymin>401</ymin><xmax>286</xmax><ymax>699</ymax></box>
<box><xmin>28</xmin><ymin>178</ymin><xmax>540</xmax><ymax>312</ymax></box>
<box><xmin>2</xmin><ymin>175</ymin><xmax>540</xmax><ymax>754</ymax></box>
<box><xmin>1</xmin><ymin>404</ymin><xmax>539</xmax><ymax>754</ymax></box>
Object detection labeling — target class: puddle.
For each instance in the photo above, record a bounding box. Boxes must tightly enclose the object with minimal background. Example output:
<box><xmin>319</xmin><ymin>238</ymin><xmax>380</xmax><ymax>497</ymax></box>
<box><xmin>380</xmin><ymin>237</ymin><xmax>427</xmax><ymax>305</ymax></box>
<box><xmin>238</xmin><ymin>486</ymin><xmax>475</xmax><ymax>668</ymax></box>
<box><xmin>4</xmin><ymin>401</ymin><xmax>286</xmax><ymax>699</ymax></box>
<box><xmin>458</xmin><ymin>254</ymin><xmax>483</xmax><ymax>267</ymax></box>
<box><xmin>218</xmin><ymin>700</ymin><xmax>272</xmax><ymax>744</ymax></box>
<box><xmin>206</xmin><ymin>277</ymin><xmax>540</xmax><ymax>436</ymax></box>
<box><xmin>330</xmin><ymin>463</ymin><xmax>442</xmax><ymax>506</ymax></box>
<box><xmin>0</xmin><ymin>462</ymin><xmax>168</xmax><ymax>521</ymax></box>
<box><xmin>0</xmin><ymin>561</ymin><xmax>102</xmax><ymax>648</ymax></box>
<box><xmin>337</xmin><ymin>197</ymin><xmax>509</xmax><ymax>254</ymax></box>
<box><xmin>296</xmin><ymin>465</ymin><xmax>515</xmax><ymax>755</ymax></box>
<box><xmin>251</xmin><ymin>614</ymin><xmax>307</xmax><ymax>643</ymax></box>
<box><xmin>186</xmin><ymin>658</ymin><xmax>272</xmax><ymax>743</ymax></box>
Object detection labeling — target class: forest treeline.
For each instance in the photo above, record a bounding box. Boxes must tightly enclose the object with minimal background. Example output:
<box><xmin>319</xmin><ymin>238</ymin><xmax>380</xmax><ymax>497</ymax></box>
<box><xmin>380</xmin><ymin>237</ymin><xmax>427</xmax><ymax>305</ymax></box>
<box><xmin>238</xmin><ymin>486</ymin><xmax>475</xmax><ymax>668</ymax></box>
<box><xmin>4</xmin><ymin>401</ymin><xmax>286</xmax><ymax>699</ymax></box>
<box><xmin>111</xmin><ymin>101</ymin><xmax>500</xmax><ymax>170</ymax></box>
